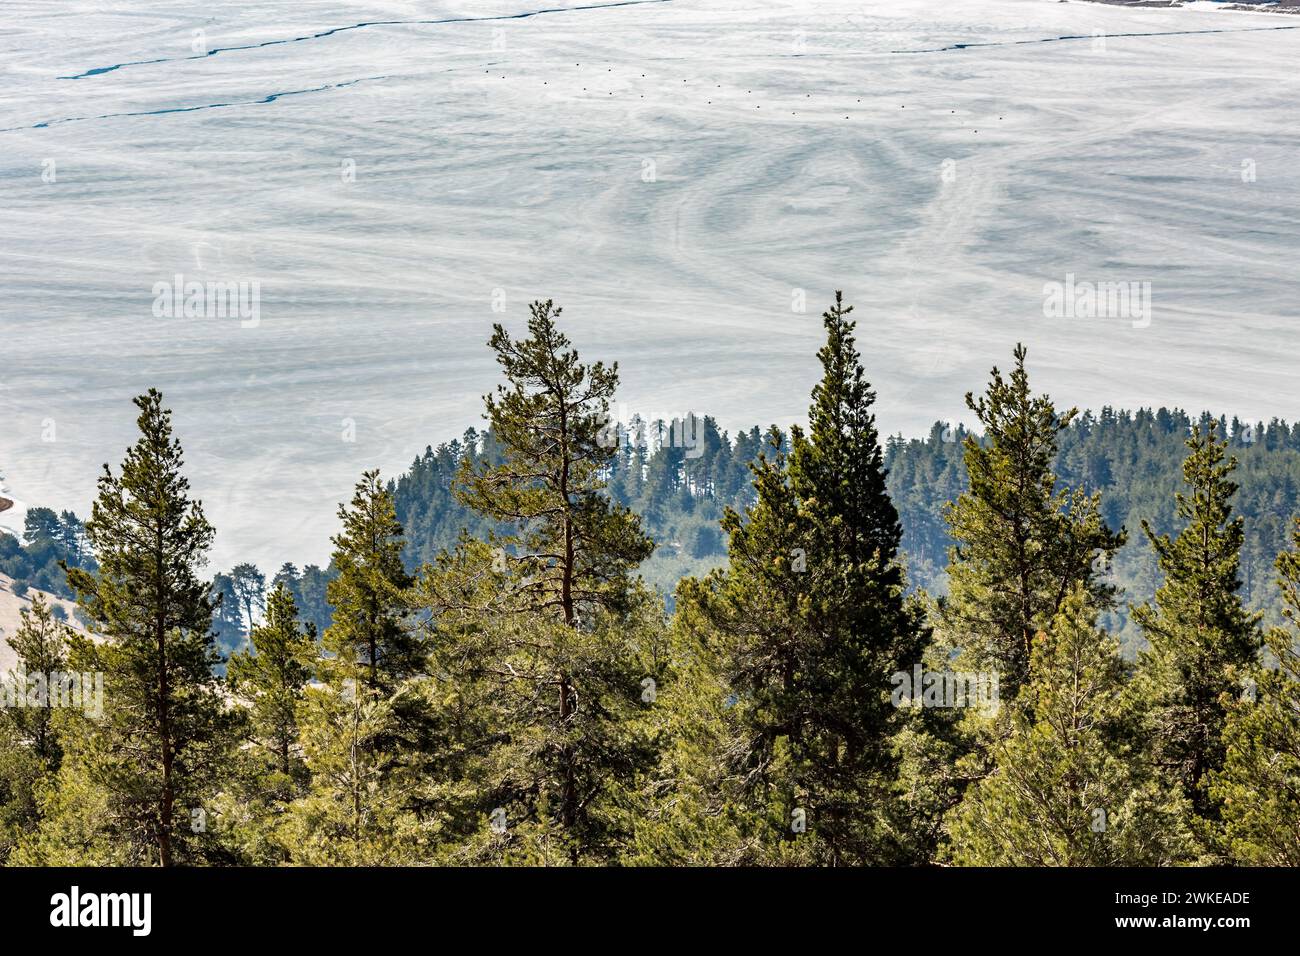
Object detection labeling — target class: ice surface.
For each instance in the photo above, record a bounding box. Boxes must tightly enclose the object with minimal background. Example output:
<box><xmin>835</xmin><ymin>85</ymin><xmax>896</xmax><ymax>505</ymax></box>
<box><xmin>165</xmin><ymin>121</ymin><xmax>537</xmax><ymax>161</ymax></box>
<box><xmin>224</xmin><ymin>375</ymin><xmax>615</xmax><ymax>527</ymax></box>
<box><xmin>1</xmin><ymin>0</ymin><xmax>1298</xmax><ymax>568</ymax></box>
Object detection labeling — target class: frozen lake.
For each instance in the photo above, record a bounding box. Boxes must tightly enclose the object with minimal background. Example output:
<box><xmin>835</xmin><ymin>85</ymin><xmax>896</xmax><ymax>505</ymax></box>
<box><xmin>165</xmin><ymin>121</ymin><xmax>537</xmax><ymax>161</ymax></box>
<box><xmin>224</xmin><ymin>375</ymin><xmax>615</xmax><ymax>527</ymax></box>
<box><xmin>1</xmin><ymin>0</ymin><xmax>1298</xmax><ymax>569</ymax></box>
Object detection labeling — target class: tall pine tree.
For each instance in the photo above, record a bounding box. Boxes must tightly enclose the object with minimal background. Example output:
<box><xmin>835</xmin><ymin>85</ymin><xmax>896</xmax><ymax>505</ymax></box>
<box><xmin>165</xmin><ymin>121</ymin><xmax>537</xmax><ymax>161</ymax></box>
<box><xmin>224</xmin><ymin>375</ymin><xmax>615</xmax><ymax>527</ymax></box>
<box><xmin>1133</xmin><ymin>422</ymin><xmax>1261</xmax><ymax>831</ymax></box>
<box><xmin>283</xmin><ymin>472</ymin><xmax>428</xmax><ymax>864</ymax></box>
<box><xmin>940</xmin><ymin>345</ymin><xmax>1124</xmax><ymax>699</ymax></box>
<box><xmin>647</xmin><ymin>293</ymin><xmax>929</xmax><ymax>864</ymax></box>
<box><xmin>40</xmin><ymin>390</ymin><xmax>238</xmax><ymax>865</ymax></box>
<box><xmin>419</xmin><ymin>299</ymin><xmax>657</xmax><ymax>864</ymax></box>
<box><xmin>785</xmin><ymin>291</ymin><xmax>930</xmax><ymax>861</ymax></box>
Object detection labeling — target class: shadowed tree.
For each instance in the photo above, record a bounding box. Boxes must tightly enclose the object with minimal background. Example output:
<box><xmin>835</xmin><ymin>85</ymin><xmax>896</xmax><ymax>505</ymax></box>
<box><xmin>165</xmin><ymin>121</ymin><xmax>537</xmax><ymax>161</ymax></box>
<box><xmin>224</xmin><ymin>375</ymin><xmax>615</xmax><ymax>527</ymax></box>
<box><xmin>227</xmin><ymin>562</ymin><xmax>267</xmax><ymax>647</ymax></box>
<box><xmin>642</xmin><ymin>293</ymin><xmax>930</xmax><ymax>865</ymax></box>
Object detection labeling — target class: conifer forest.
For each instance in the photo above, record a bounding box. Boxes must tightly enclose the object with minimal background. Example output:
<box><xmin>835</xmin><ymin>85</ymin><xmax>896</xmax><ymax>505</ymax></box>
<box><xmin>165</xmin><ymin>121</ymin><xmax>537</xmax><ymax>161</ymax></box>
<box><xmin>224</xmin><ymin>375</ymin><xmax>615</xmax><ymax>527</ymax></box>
<box><xmin>1</xmin><ymin>0</ymin><xmax>1295</xmax><ymax>940</ymax></box>
<box><xmin>3</xmin><ymin>294</ymin><xmax>1296</xmax><ymax>869</ymax></box>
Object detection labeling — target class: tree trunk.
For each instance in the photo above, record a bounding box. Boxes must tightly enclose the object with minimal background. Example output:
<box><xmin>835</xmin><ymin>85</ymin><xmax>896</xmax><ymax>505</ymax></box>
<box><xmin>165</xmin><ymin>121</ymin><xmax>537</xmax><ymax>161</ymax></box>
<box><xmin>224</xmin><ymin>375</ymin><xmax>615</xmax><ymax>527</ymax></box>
<box><xmin>157</xmin><ymin>537</ymin><xmax>173</xmax><ymax>868</ymax></box>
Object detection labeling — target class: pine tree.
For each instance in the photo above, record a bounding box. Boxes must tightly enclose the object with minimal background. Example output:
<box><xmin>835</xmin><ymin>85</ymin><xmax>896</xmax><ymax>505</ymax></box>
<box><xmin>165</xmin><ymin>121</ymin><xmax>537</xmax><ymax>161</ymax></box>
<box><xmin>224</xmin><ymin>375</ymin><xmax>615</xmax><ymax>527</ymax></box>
<box><xmin>784</xmin><ymin>291</ymin><xmax>930</xmax><ymax>861</ymax></box>
<box><xmin>326</xmin><ymin>471</ymin><xmax>418</xmax><ymax>694</ymax></box>
<box><xmin>40</xmin><ymin>389</ymin><xmax>238</xmax><ymax>865</ymax></box>
<box><xmin>1209</xmin><ymin>517</ymin><xmax>1300</xmax><ymax>864</ymax></box>
<box><xmin>648</xmin><ymin>293</ymin><xmax>929</xmax><ymax>864</ymax></box>
<box><xmin>227</xmin><ymin>562</ymin><xmax>266</xmax><ymax>645</ymax></box>
<box><xmin>1133</xmin><ymin>422</ymin><xmax>1261</xmax><ymax>827</ymax></box>
<box><xmin>280</xmin><ymin>682</ymin><xmax>428</xmax><ymax>865</ymax></box>
<box><xmin>229</xmin><ymin>583</ymin><xmax>313</xmax><ymax>777</ymax></box>
<box><xmin>282</xmin><ymin>472</ymin><xmax>428</xmax><ymax>864</ymax></box>
<box><xmin>221</xmin><ymin>582</ymin><xmax>314</xmax><ymax>862</ymax></box>
<box><xmin>946</xmin><ymin>587</ymin><xmax>1193</xmax><ymax>865</ymax></box>
<box><xmin>3</xmin><ymin>593</ymin><xmax>71</xmax><ymax>769</ymax></box>
<box><xmin>0</xmin><ymin>593</ymin><xmax>72</xmax><ymax>860</ymax></box>
<box><xmin>419</xmin><ymin>299</ymin><xmax>657</xmax><ymax>864</ymax></box>
<box><xmin>940</xmin><ymin>345</ymin><xmax>1124</xmax><ymax>698</ymax></box>
<box><xmin>210</xmin><ymin>572</ymin><xmax>246</xmax><ymax>656</ymax></box>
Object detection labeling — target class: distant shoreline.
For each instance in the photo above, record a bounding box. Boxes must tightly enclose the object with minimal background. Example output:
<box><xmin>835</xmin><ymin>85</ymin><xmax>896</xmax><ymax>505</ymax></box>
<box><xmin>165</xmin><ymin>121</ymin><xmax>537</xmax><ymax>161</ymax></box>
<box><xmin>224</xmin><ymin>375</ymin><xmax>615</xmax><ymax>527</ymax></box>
<box><xmin>1076</xmin><ymin>0</ymin><xmax>1300</xmax><ymax>12</ymax></box>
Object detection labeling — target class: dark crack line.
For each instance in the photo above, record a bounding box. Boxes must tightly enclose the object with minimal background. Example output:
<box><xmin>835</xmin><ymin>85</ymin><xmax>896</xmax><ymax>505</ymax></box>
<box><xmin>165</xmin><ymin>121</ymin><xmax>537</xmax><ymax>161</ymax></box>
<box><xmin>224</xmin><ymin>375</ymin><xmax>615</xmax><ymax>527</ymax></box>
<box><xmin>893</xmin><ymin>23</ymin><xmax>1300</xmax><ymax>54</ymax></box>
<box><xmin>0</xmin><ymin>75</ymin><xmax>384</xmax><ymax>132</ymax></box>
<box><xmin>60</xmin><ymin>0</ymin><xmax>672</xmax><ymax>80</ymax></box>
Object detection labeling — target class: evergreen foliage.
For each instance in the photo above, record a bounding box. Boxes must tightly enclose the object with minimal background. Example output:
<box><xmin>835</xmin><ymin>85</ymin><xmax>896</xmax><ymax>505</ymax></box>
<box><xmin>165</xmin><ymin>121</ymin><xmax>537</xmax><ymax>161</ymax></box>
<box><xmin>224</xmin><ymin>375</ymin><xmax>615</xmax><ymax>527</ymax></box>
<box><xmin>641</xmin><ymin>294</ymin><xmax>929</xmax><ymax>864</ymax></box>
<box><xmin>946</xmin><ymin>588</ymin><xmax>1193</xmax><ymax>865</ymax></box>
<box><xmin>25</xmin><ymin>390</ymin><xmax>238</xmax><ymax>866</ymax></box>
<box><xmin>417</xmin><ymin>300</ymin><xmax>657</xmax><ymax>864</ymax></box>
<box><xmin>1211</xmin><ymin>518</ymin><xmax>1300</xmax><ymax>865</ymax></box>
<box><xmin>1132</xmin><ymin>423</ymin><xmax>1261</xmax><ymax>832</ymax></box>
<box><xmin>1</xmin><ymin>297</ymin><xmax>1295</xmax><ymax>869</ymax></box>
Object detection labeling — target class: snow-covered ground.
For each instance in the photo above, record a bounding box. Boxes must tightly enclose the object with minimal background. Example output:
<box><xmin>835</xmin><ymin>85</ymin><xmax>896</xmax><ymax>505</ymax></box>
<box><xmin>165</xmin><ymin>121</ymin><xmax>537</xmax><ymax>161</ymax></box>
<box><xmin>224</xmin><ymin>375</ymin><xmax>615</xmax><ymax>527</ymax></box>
<box><xmin>0</xmin><ymin>574</ymin><xmax>89</xmax><ymax>672</ymax></box>
<box><xmin>1</xmin><ymin>0</ymin><xmax>1297</xmax><ymax>569</ymax></box>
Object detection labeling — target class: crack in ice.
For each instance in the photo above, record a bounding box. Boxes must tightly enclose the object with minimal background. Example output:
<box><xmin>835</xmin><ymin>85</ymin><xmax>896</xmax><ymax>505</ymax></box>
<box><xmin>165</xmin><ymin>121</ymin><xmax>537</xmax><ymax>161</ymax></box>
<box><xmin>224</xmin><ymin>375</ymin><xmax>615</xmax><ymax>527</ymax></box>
<box><xmin>0</xmin><ymin>76</ymin><xmax>385</xmax><ymax>132</ymax></box>
<box><xmin>893</xmin><ymin>22</ymin><xmax>1300</xmax><ymax>54</ymax></box>
<box><xmin>59</xmin><ymin>0</ymin><xmax>673</xmax><ymax>80</ymax></box>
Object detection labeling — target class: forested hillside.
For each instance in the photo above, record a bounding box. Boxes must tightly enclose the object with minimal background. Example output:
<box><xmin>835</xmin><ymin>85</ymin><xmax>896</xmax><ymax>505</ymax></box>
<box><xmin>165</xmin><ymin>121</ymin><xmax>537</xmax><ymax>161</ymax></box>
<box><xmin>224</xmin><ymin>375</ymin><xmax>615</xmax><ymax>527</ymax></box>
<box><xmin>389</xmin><ymin>417</ymin><xmax>778</xmax><ymax>603</ymax></box>
<box><xmin>7</xmin><ymin>408</ymin><xmax>1300</xmax><ymax>656</ymax></box>
<box><xmin>387</xmin><ymin>407</ymin><xmax>1300</xmax><ymax>652</ymax></box>
<box><xmin>0</xmin><ymin>508</ymin><xmax>94</xmax><ymax>602</ymax></box>
<box><xmin>2</xmin><ymin>294</ymin><xmax>1297</xmax><ymax>867</ymax></box>
<box><xmin>887</xmin><ymin>409</ymin><xmax>1300</xmax><ymax>651</ymax></box>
